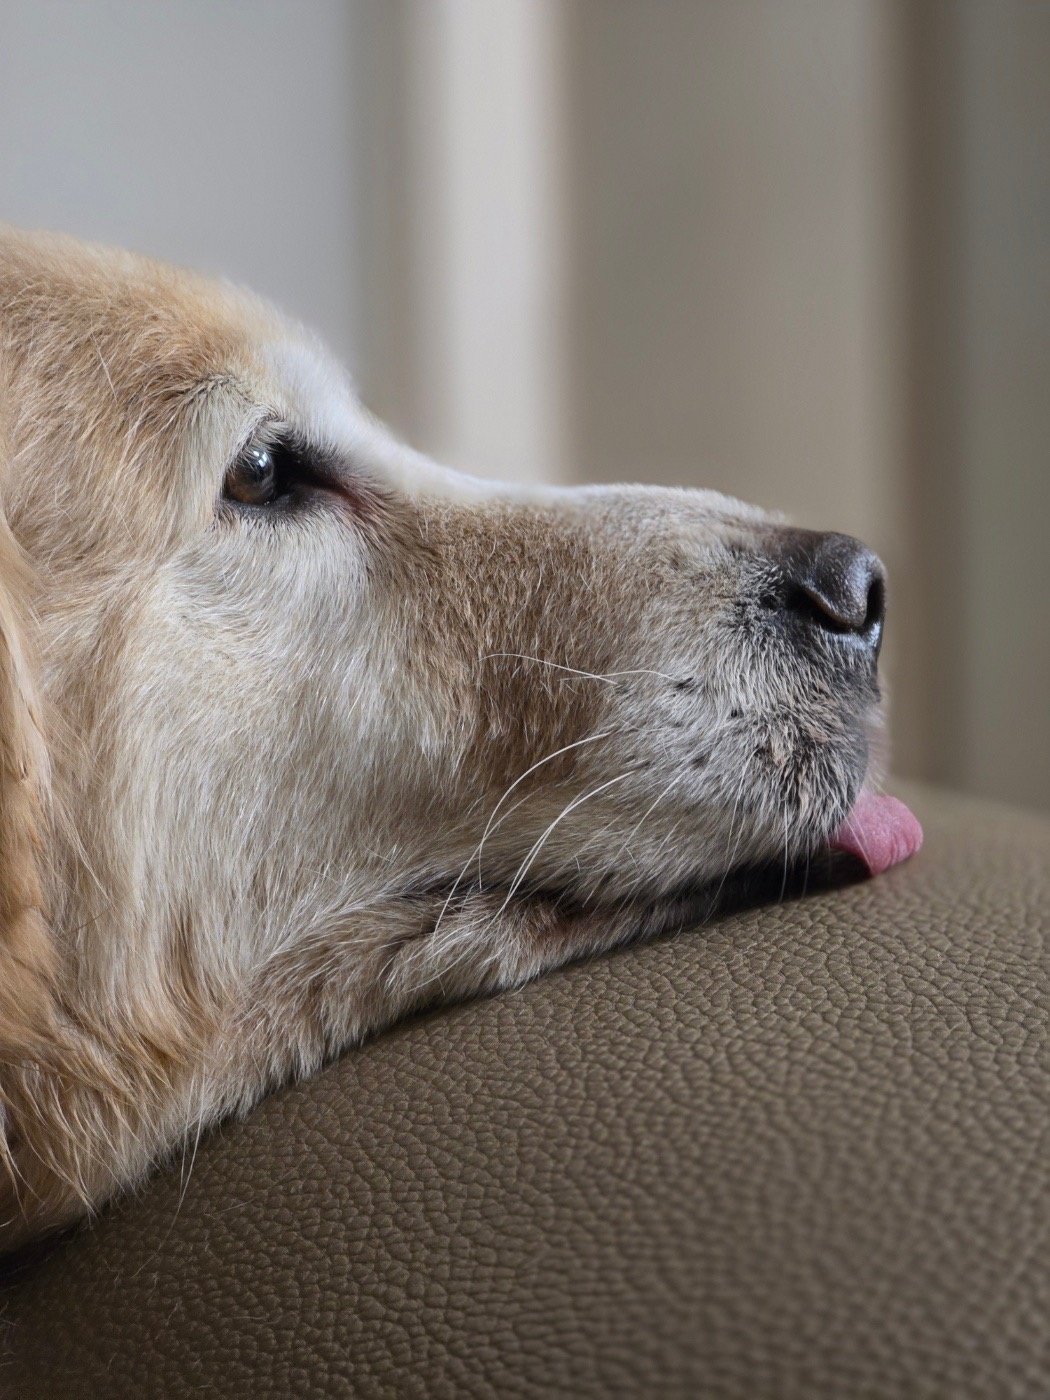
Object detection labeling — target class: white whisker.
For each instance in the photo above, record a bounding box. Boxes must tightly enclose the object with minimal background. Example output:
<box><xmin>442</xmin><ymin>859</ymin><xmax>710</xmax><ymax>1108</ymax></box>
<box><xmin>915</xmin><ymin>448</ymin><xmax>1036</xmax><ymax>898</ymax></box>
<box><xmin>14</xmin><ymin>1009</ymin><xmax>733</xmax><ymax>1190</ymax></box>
<box><xmin>481</xmin><ymin>653</ymin><xmax>679</xmax><ymax>685</ymax></box>
<box><xmin>499</xmin><ymin>770</ymin><xmax>636</xmax><ymax>911</ymax></box>
<box><xmin>431</xmin><ymin>727</ymin><xmax>616</xmax><ymax>940</ymax></box>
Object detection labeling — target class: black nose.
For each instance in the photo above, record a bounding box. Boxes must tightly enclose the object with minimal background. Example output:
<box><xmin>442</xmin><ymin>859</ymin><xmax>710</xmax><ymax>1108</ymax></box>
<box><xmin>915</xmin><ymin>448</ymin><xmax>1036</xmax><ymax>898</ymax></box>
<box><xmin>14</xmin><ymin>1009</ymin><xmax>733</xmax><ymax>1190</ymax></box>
<box><xmin>778</xmin><ymin>530</ymin><xmax>886</xmax><ymax>651</ymax></box>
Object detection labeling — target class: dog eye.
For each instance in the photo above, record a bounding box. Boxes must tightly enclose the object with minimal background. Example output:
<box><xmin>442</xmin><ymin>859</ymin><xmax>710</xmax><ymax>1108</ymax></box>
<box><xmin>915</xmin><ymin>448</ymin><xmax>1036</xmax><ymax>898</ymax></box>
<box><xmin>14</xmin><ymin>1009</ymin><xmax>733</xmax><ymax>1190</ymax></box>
<box><xmin>221</xmin><ymin>434</ymin><xmax>348</xmax><ymax>516</ymax></box>
<box><xmin>224</xmin><ymin>443</ymin><xmax>282</xmax><ymax>506</ymax></box>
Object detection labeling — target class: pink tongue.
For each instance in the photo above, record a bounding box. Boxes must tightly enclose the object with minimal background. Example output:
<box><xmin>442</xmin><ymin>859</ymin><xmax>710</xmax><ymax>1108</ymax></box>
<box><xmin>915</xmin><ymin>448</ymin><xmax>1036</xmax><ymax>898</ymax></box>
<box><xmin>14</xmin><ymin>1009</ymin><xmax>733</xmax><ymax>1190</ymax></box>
<box><xmin>830</xmin><ymin>793</ymin><xmax>923</xmax><ymax>877</ymax></box>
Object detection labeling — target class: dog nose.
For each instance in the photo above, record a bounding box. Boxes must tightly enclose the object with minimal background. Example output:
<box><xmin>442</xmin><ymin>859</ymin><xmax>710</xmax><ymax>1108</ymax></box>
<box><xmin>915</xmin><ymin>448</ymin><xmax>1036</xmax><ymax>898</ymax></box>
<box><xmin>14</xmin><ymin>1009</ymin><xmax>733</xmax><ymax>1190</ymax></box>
<box><xmin>779</xmin><ymin>530</ymin><xmax>886</xmax><ymax>650</ymax></box>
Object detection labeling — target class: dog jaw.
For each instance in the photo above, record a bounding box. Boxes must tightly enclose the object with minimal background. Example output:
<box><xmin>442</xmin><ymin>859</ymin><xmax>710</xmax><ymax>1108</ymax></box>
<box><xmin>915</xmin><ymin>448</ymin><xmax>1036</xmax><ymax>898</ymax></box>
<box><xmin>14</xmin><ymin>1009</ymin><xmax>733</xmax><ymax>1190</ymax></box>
<box><xmin>0</xmin><ymin>227</ymin><xmax>890</xmax><ymax>1248</ymax></box>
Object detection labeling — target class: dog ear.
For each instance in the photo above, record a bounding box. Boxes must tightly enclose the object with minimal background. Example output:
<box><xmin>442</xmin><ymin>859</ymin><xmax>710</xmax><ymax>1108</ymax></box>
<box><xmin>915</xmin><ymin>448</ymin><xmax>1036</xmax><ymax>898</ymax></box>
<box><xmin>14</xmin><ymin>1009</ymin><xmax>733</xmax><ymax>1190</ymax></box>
<box><xmin>0</xmin><ymin>510</ymin><xmax>64</xmax><ymax>1206</ymax></box>
<box><xmin>0</xmin><ymin>517</ymin><xmax>54</xmax><ymax>1025</ymax></box>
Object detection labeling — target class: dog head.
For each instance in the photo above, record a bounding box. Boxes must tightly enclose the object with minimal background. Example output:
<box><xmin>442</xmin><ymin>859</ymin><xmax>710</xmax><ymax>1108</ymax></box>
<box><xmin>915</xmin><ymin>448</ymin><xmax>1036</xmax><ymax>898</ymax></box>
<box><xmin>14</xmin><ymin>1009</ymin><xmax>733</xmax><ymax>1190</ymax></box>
<box><xmin>0</xmin><ymin>227</ymin><xmax>904</xmax><ymax>1245</ymax></box>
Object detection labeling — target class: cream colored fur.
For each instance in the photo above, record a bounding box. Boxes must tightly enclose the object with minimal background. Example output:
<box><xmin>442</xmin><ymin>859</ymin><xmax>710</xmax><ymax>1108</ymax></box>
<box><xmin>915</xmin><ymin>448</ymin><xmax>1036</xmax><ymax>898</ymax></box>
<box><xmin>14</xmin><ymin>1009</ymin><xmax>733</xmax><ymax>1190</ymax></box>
<box><xmin>0</xmin><ymin>227</ymin><xmax>882</xmax><ymax>1250</ymax></box>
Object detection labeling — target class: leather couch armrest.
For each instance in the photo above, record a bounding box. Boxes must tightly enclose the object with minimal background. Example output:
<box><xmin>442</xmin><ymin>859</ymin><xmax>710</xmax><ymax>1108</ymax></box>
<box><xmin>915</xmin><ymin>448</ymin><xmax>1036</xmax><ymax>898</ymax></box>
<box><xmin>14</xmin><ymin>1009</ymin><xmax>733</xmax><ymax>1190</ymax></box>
<box><xmin>3</xmin><ymin>783</ymin><xmax>1049</xmax><ymax>1398</ymax></box>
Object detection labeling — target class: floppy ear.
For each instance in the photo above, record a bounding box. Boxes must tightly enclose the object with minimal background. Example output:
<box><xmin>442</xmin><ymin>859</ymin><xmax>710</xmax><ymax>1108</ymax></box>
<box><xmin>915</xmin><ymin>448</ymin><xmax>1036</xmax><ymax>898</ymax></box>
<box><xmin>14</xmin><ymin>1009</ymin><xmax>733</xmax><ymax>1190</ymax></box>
<box><xmin>0</xmin><ymin>514</ymin><xmax>54</xmax><ymax>1023</ymax></box>
<box><xmin>0</xmin><ymin>508</ymin><xmax>65</xmax><ymax>1208</ymax></box>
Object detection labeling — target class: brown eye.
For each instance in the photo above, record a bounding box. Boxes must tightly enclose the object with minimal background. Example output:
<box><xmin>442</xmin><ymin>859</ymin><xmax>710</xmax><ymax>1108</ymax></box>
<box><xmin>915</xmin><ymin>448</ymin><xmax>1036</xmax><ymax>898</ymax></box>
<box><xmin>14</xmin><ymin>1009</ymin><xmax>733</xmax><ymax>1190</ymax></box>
<box><xmin>224</xmin><ymin>443</ymin><xmax>278</xmax><ymax>506</ymax></box>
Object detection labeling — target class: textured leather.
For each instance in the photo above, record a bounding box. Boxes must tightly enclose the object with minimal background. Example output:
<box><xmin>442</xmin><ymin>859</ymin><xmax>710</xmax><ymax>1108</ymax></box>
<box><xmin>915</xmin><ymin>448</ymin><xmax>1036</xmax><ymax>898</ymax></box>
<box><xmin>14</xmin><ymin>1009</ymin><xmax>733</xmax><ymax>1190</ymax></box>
<box><xmin>2</xmin><ymin>783</ymin><xmax>1049</xmax><ymax>1398</ymax></box>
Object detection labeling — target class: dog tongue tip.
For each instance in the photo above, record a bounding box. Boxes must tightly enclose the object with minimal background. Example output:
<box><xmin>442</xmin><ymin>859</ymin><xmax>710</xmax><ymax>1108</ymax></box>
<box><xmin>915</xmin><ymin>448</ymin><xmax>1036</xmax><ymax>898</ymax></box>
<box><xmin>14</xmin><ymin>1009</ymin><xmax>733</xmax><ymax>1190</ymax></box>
<box><xmin>830</xmin><ymin>793</ymin><xmax>923</xmax><ymax>877</ymax></box>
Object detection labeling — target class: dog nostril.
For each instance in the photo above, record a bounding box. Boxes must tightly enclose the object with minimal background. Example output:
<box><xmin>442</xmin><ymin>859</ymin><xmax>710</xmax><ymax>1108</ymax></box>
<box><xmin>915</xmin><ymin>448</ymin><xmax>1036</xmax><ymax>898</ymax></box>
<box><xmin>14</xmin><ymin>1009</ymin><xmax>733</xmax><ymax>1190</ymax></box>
<box><xmin>864</xmin><ymin>576</ymin><xmax>886</xmax><ymax>633</ymax></box>
<box><xmin>779</xmin><ymin>530</ymin><xmax>886</xmax><ymax>648</ymax></box>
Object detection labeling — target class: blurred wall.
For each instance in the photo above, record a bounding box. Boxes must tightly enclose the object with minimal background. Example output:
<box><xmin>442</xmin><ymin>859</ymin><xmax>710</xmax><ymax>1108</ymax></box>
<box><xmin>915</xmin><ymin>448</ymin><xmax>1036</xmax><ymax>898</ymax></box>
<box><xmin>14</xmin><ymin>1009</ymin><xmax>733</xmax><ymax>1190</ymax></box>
<box><xmin>909</xmin><ymin>1</ymin><xmax>1050</xmax><ymax>812</ymax></box>
<box><xmin>0</xmin><ymin>0</ymin><xmax>363</xmax><ymax>369</ymax></box>
<box><xmin>351</xmin><ymin>0</ymin><xmax>568</xmax><ymax>484</ymax></box>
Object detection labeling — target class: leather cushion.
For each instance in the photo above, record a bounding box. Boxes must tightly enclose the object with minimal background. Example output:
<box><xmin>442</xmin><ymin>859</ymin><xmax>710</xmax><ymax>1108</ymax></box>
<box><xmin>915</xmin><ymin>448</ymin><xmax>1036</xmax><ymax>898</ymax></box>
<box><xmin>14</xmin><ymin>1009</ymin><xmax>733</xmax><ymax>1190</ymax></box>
<box><xmin>2</xmin><ymin>783</ymin><xmax>1049</xmax><ymax>1397</ymax></box>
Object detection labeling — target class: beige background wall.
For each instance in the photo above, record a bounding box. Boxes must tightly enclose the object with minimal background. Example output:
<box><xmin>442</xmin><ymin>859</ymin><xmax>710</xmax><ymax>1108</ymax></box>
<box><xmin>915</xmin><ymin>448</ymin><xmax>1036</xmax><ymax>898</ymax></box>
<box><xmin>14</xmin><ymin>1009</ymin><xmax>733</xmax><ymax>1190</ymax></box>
<box><xmin>936</xmin><ymin>2</ymin><xmax>1050</xmax><ymax>811</ymax></box>
<box><xmin>0</xmin><ymin>0</ymin><xmax>364</xmax><ymax>368</ymax></box>
<box><xmin>2</xmin><ymin>0</ymin><xmax>1048</xmax><ymax>811</ymax></box>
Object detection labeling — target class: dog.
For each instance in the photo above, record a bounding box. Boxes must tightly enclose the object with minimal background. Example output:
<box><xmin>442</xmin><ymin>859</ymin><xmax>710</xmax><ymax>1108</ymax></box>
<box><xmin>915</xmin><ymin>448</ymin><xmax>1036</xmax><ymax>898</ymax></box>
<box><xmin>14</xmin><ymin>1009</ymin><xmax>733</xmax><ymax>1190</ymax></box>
<box><xmin>0</xmin><ymin>226</ymin><xmax>920</xmax><ymax>1251</ymax></box>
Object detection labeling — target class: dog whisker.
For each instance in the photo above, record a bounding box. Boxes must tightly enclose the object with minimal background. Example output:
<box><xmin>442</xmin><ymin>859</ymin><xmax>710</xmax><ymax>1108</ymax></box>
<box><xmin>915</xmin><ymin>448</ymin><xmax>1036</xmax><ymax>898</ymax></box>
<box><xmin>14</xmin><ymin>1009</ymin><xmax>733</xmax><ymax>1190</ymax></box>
<box><xmin>499</xmin><ymin>771</ymin><xmax>638</xmax><ymax>910</ymax></box>
<box><xmin>481</xmin><ymin>653</ymin><xmax>679</xmax><ymax>686</ymax></box>
<box><xmin>431</xmin><ymin>727</ymin><xmax>617</xmax><ymax>942</ymax></box>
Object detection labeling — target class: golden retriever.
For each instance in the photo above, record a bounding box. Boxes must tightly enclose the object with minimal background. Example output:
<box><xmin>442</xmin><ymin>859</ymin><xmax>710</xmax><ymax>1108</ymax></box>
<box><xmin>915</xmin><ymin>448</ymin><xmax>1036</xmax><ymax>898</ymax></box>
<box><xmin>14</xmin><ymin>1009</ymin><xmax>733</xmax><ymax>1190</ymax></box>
<box><xmin>0</xmin><ymin>227</ymin><xmax>920</xmax><ymax>1250</ymax></box>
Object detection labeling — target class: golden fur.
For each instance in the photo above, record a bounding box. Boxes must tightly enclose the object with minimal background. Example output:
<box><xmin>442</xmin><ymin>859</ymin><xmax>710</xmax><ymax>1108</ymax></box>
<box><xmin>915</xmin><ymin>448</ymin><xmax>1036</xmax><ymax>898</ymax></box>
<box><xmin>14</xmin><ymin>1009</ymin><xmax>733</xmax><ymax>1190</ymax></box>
<box><xmin>0</xmin><ymin>227</ymin><xmax>883</xmax><ymax>1249</ymax></box>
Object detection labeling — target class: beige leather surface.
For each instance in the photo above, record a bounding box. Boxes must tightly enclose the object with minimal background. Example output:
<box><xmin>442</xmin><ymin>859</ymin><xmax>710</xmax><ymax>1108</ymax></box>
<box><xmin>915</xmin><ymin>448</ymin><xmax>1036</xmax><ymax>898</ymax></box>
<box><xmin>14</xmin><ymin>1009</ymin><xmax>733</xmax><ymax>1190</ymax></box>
<box><xmin>2</xmin><ymin>783</ymin><xmax>1049</xmax><ymax>1398</ymax></box>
